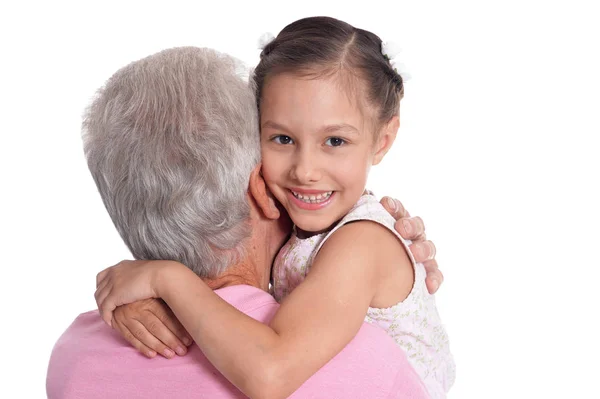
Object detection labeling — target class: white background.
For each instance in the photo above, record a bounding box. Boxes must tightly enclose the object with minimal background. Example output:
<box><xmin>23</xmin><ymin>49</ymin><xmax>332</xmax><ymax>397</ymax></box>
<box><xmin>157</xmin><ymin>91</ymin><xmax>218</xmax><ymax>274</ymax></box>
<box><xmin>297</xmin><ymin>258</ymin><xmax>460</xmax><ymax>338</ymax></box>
<box><xmin>1</xmin><ymin>0</ymin><xmax>599</xmax><ymax>397</ymax></box>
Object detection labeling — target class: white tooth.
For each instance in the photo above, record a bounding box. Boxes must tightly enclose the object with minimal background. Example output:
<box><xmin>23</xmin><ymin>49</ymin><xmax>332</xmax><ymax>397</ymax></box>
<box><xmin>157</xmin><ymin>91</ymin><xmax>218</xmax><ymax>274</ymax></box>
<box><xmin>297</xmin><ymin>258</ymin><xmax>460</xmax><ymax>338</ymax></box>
<box><xmin>292</xmin><ymin>191</ymin><xmax>333</xmax><ymax>204</ymax></box>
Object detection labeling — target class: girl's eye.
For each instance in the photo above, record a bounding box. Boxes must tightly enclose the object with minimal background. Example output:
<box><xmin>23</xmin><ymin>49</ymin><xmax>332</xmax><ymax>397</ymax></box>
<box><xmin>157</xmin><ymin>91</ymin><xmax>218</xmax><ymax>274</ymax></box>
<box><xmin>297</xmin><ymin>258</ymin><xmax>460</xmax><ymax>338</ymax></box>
<box><xmin>325</xmin><ymin>137</ymin><xmax>346</xmax><ymax>147</ymax></box>
<box><xmin>272</xmin><ymin>135</ymin><xmax>294</xmax><ymax>145</ymax></box>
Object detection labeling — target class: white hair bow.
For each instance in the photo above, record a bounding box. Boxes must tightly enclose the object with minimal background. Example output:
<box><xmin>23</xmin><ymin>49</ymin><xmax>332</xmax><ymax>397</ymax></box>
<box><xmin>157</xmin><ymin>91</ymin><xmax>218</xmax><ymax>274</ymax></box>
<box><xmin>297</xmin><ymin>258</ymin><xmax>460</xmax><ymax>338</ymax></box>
<box><xmin>381</xmin><ymin>41</ymin><xmax>411</xmax><ymax>81</ymax></box>
<box><xmin>258</xmin><ymin>32</ymin><xmax>275</xmax><ymax>50</ymax></box>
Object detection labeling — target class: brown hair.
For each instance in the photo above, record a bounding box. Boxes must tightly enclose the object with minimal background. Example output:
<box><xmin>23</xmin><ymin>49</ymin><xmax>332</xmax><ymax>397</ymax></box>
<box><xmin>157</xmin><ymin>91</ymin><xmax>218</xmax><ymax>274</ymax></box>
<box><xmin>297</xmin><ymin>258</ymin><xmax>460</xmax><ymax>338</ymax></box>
<box><xmin>253</xmin><ymin>16</ymin><xmax>404</xmax><ymax>129</ymax></box>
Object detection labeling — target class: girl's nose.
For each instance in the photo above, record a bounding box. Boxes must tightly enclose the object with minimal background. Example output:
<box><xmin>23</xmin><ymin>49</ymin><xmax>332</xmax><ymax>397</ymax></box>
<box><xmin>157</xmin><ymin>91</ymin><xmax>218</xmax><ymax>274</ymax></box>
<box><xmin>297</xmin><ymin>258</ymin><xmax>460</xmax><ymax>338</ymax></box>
<box><xmin>290</xmin><ymin>151</ymin><xmax>322</xmax><ymax>184</ymax></box>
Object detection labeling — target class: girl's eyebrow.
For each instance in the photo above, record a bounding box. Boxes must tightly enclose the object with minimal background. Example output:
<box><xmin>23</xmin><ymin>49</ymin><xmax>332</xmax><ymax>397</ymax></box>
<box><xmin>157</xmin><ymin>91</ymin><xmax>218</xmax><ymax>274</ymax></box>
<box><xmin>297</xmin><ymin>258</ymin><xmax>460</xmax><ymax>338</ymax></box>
<box><xmin>261</xmin><ymin>120</ymin><xmax>290</xmax><ymax>133</ymax></box>
<box><xmin>321</xmin><ymin>124</ymin><xmax>359</xmax><ymax>135</ymax></box>
<box><xmin>261</xmin><ymin>121</ymin><xmax>359</xmax><ymax>136</ymax></box>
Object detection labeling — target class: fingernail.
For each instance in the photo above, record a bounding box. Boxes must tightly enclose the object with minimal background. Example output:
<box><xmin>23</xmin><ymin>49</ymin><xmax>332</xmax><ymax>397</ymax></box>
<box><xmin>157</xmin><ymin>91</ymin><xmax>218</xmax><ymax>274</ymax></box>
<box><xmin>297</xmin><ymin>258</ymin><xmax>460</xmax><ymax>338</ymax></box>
<box><xmin>175</xmin><ymin>346</ymin><xmax>186</xmax><ymax>356</ymax></box>
<box><xmin>403</xmin><ymin>220</ymin><xmax>413</xmax><ymax>235</ymax></box>
<box><xmin>386</xmin><ymin>197</ymin><xmax>397</xmax><ymax>211</ymax></box>
<box><xmin>163</xmin><ymin>348</ymin><xmax>175</xmax><ymax>358</ymax></box>
<box><xmin>430</xmin><ymin>278</ymin><xmax>439</xmax><ymax>293</ymax></box>
<box><xmin>147</xmin><ymin>350</ymin><xmax>157</xmax><ymax>358</ymax></box>
<box><xmin>183</xmin><ymin>337</ymin><xmax>192</xmax><ymax>346</ymax></box>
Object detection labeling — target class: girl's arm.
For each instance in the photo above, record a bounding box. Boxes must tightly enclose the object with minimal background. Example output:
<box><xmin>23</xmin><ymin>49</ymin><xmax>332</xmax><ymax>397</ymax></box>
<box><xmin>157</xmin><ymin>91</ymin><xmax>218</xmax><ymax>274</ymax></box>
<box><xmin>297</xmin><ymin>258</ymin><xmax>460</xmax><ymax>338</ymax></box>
<box><xmin>156</xmin><ymin>221</ymin><xmax>414</xmax><ymax>399</ymax></box>
<box><xmin>96</xmin><ymin>196</ymin><xmax>438</xmax><ymax>361</ymax></box>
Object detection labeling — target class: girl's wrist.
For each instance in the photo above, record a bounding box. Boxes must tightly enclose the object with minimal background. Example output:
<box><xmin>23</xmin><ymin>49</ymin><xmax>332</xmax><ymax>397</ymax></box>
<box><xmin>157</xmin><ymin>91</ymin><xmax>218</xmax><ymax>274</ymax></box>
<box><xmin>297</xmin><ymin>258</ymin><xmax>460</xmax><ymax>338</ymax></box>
<box><xmin>154</xmin><ymin>261</ymin><xmax>189</xmax><ymax>298</ymax></box>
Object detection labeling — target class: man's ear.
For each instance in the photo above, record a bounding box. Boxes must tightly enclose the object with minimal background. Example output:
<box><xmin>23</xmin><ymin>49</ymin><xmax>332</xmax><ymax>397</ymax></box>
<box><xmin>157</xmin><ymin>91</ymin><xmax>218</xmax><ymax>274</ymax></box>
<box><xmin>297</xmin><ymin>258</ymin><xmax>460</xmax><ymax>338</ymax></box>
<box><xmin>373</xmin><ymin>115</ymin><xmax>399</xmax><ymax>165</ymax></box>
<box><xmin>249</xmin><ymin>164</ymin><xmax>280</xmax><ymax>220</ymax></box>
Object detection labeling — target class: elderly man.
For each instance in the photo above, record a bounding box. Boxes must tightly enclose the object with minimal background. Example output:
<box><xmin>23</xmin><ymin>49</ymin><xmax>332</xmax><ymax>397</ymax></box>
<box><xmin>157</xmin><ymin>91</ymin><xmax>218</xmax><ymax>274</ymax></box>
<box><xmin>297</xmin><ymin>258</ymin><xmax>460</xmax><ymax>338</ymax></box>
<box><xmin>47</xmin><ymin>47</ymin><xmax>440</xmax><ymax>398</ymax></box>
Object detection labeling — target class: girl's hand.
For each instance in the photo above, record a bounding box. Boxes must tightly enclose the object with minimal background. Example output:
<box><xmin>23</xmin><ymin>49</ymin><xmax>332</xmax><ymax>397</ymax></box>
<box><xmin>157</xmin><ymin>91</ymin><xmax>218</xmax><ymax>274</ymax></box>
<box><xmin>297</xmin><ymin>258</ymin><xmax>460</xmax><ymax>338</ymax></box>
<box><xmin>380</xmin><ymin>196</ymin><xmax>443</xmax><ymax>294</ymax></box>
<box><xmin>95</xmin><ymin>260</ymin><xmax>168</xmax><ymax>327</ymax></box>
<box><xmin>112</xmin><ymin>298</ymin><xmax>193</xmax><ymax>359</ymax></box>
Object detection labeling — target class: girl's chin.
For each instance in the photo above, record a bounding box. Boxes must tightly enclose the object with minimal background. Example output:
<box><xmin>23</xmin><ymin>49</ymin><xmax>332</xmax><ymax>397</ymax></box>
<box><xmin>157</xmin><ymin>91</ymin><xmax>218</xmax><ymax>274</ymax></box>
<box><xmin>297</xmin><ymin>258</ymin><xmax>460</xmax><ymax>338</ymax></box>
<box><xmin>293</xmin><ymin>217</ymin><xmax>336</xmax><ymax>236</ymax></box>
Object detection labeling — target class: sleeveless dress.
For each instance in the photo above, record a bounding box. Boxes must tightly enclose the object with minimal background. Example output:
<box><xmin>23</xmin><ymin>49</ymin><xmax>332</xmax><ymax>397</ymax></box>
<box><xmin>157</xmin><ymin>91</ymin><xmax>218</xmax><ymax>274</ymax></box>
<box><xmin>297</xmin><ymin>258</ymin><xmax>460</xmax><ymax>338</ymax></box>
<box><xmin>272</xmin><ymin>193</ymin><xmax>455</xmax><ymax>398</ymax></box>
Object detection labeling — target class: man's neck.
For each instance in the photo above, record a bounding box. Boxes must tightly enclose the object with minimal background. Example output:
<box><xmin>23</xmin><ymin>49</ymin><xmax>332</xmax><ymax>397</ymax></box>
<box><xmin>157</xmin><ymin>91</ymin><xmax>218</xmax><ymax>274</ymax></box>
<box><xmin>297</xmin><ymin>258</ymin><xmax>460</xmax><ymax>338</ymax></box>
<box><xmin>203</xmin><ymin>220</ymin><xmax>274</xmax><ymax>292</ymax></box>
<box><xmin>204</xmin><ymin>260</ymin><xmax>266</xmax><ymax>291</ymax></box>
<box><xmin>202</xmin><ymin>192</ymin><xmax>291</xmax><ymax>293</ymax></box>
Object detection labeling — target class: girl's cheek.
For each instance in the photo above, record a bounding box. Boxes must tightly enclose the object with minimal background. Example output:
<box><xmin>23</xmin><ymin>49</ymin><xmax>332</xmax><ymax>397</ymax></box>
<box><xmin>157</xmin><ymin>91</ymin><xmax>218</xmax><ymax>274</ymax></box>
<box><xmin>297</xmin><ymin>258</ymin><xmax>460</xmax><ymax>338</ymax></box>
<box><xmin>261</xmin><ymin>155</ymin><xmax>282</xmax><ymax>183</ymax></box>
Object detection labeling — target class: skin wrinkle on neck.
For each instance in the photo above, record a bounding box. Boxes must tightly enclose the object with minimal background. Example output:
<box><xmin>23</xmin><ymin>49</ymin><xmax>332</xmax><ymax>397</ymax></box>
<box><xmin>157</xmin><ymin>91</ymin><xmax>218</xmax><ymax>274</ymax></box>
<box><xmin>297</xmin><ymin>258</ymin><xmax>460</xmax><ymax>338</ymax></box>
<box><xmin>204</xmin><ymin>261</ymin><xmax>262</xmax><ymax>290</ymax></box>
<box><xmin>203</xmin><ymin>193</ymin><xmax>285</xmax><ymax>292</ymax></box>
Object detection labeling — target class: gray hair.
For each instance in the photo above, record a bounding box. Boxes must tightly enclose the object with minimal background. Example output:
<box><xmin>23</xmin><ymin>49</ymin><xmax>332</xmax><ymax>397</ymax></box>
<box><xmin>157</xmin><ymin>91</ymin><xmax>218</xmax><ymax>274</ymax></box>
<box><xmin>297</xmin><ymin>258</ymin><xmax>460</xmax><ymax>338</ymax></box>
<box><xmin>82</xmin><ymin>47</ymin><xmax>260</xmax><ymax>278</ymax></box>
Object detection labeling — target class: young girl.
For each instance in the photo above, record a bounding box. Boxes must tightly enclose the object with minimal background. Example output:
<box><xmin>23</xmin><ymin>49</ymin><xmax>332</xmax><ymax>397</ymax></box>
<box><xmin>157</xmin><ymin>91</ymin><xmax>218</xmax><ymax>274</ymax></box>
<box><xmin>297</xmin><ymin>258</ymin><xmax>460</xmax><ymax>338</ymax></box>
<box><xmin>97</xmin><ymin>16</ymin><xmax>454</xmax><ymax>398</ymax></box>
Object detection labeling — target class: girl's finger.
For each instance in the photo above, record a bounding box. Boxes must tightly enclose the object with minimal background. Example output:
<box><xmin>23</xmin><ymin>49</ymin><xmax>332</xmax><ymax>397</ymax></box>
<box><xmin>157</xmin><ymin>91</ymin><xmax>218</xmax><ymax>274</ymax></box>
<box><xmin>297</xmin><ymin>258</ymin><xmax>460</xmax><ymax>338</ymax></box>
<box><xmin>96</xmin><ymin>267</ymin><xmax>113</xmax><ymax>287</ymax></box>
<box><xmin>95</xmin><ymin>286</ymin><xmax>116</xmax><ymax>327</ymax></box>
<box><xmin>95</xmin><ymin>276</ymin><xmax>111</xmax><ymax>298</ymax></box>
<box><xmin>94</xmin><ymin>284</ymin><xmax>110</xmax><ymax>310</ymax></box>
<box><xmin>149</xmin><ymin>305</ymin><xmax>191</xmax><ymax>352</ymax></box>
<box><xmin>113</xmin><ymin>317</ymin><xmax>158</xmax><ymax>359</ymax></box>
<box><xmin>128</xmin><ymin>316</ymin><xmax>175</xmax><ymax>359</ymax></box>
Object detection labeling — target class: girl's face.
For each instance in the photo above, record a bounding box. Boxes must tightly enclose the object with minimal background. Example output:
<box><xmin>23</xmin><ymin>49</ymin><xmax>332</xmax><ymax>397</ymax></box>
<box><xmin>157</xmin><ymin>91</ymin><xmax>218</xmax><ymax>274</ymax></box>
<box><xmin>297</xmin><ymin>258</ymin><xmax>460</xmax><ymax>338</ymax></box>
<box><xmin>260</xmin><ymin>72</ymin><xmax>393</xmax><ymax>233</ymax></box>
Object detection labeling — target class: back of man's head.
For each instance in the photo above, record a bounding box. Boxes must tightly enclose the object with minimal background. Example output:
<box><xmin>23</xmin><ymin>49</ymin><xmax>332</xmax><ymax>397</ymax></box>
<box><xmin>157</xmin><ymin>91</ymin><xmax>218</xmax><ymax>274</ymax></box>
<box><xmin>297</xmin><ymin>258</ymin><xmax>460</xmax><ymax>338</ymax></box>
<box><xmin>83</xmin><ymin>47</ymin><xmax>260</xmax><ymax>277</ymax></box>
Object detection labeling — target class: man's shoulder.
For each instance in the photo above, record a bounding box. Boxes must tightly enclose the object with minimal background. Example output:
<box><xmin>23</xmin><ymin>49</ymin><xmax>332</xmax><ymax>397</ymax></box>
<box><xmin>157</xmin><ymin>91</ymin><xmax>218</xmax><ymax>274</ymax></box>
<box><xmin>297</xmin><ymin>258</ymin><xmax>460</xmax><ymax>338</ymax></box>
<box><xmin>292</xmin><ymin>322</ymin><xmax>430</xmax><ymax>398</ymax></box>
<box><xmin>47</xmin><ymin>308</ymin><xmax>245</xmax><ymax>399</ymax></box>
<box><xmin>47</xmin><ymin>292</ymin><xmax>429</xmax><ymax>399</ymax></box>
<box><xmin>52</xmin><ymin>310</ymin><xmax>119</xmax><ymax>351</ymax></box>
<box><xmin>215</xmin><ymin>284</ymin><xmax>279</xmax><ymax>320</ymax></box>
<box><xmin>53</xmin><ymin>285</ymin><xmax>276</xmax><ymax>353</ymax></box>
<box><xmin>47</xmin><ymin>288</ymin><xmax>279</xmax><ymax>399</ymax></box>
<box><xmin>51</xmin><ymin>285</ymin><xmax>278</xmax><ymax>357</ymax></box>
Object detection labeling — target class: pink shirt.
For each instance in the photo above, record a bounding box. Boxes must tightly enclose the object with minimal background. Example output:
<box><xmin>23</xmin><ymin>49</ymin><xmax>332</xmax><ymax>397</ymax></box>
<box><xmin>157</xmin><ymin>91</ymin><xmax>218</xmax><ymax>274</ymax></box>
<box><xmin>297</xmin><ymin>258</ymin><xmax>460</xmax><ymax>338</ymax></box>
<box><xmin>47</xmin><ymin>285</ymin><xmax>429</xmax><ymax>398</ymax></box>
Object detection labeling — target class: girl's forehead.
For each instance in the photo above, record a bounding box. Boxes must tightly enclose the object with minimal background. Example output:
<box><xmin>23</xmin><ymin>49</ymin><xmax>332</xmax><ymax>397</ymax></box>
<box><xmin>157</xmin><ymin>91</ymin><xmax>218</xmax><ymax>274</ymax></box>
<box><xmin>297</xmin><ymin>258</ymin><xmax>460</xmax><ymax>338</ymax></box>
<box><xmin>261</xmin><ymin>72</ymin><xmax>376</xmax><ymax>129</ymax></box>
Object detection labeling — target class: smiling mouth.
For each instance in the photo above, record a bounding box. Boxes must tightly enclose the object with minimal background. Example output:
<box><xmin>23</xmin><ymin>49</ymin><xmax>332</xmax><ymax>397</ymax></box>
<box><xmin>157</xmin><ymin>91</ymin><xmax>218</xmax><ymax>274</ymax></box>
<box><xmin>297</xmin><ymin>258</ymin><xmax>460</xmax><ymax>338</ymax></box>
<box><xmin>290</xmin><ymin>190</ymin><xmax>333</xmax><ymax>204</ymax></box>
